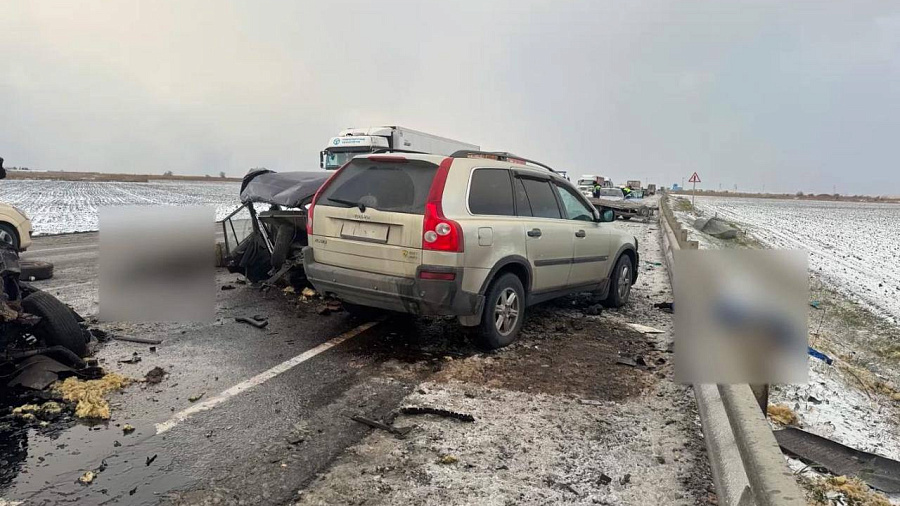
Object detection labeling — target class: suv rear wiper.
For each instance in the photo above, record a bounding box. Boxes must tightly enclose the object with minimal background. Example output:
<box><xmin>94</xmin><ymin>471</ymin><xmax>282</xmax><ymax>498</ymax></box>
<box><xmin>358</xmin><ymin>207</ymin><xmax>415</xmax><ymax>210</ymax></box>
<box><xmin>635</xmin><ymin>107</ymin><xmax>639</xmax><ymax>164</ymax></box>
<box><xmin>326</xmin><ymin>197</ymin><xmax>367</xmax><ymax>212</ymax></box>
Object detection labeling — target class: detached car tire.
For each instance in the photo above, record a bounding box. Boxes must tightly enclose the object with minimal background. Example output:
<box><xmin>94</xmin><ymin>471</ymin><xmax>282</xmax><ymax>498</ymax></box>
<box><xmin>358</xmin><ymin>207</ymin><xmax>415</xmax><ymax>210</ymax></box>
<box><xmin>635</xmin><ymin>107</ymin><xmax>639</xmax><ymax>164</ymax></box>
<box><xmin>478</xmin><ymin>273</ymin><xmax>525</xmax><ymax>350</ymax></box>
<box><xmin>22</xmin><ymin>291</ymin><xmax>87</xmax><ymax>357</ymax></box>
<box><xmin>20</xmin><ymin>260</ymin><xmax>54</xmax><ymax>280</ymax></box>
<box><xmin>603</xmin><ymin>254</ymin><xmax>633</xmax><ymax>308</ymax></box>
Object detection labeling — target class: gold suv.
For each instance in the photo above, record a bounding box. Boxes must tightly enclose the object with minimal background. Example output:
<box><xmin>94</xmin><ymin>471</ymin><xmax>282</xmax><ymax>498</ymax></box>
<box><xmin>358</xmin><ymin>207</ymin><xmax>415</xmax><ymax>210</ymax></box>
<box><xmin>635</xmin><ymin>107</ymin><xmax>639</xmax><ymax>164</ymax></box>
<box><xmin>304</xmin><ymin>151</ymin><xmax>638</xmax><ymax>348</ymax></box>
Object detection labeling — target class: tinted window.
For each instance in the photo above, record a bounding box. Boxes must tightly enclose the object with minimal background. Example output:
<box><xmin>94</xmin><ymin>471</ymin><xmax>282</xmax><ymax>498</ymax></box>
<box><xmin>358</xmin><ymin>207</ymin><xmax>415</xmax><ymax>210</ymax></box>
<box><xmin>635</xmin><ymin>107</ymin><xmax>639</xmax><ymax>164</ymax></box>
<box><xmin>469</xmin><ymin>169</ymin><xmax>514</xmax><ymax>215</ymax></box>
<box><xmin>514</xmin><ymin>178</ymin><xmax>532</xmax><ymax>216</ymax></box>
<box><xmin>318</xmin><ymin>159</ymin><xmax>438</xmax><ymax>214</ymax></box>
<box><xmin>555</xmin><ymin>183</ymin><xmax>595</xmax><ymax>221</ymax></box>
<box><xmin>520</xmin><ymin>178</ymin><xmax>561</xmax><ymax>219</ymax></box>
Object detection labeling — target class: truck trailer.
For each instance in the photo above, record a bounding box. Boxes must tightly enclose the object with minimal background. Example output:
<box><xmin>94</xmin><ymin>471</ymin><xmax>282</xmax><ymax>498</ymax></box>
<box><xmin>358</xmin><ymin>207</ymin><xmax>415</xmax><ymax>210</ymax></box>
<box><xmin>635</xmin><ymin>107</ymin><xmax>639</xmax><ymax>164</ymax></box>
<box><xmin>320</xmin><ymin>126</ymin><xmax>479</xmax><ymax>170</ymax></box>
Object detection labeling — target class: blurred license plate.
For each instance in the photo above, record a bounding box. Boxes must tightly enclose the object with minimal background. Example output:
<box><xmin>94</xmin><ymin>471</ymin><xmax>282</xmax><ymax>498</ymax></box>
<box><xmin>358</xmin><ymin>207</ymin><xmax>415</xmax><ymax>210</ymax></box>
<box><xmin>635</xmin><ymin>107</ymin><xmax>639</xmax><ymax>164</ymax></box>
<box><xmin>341</xmin><ymin>222</ymin><xmax>389</xmax><ymax>243</ymax></box>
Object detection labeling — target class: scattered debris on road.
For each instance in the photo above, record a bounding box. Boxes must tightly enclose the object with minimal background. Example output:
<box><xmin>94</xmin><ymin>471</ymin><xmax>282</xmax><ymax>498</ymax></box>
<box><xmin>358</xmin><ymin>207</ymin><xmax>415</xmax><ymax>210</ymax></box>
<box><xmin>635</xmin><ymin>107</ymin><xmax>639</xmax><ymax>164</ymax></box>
<box><xmin>146</xmin><ymin>454</ymin><xmax>158</xmax><ymax>466</ymax></box>
<box><xmin>188</xmin><ymin>392</ymin><xmax>205</xmax><ymax>402</ymax></box>
<box><xmin>399</xmin><ymin>406</ymin><xmax>475</xmax><ymax>422</ymax></box>
<box><xmin>78</xmin><ymin>470</ymin><xmax>95</xmax><ymax>485</ymax></box>
<box><xmin>235</xmin><ymin>316</ymin><xmax>269</xmax><ymax>329</ymax></box>
<box><xmin>55</xmin><ymin>373</ymin><xmax>130</xmax><ymax>419</ymax></box>
<box><xmin>437</xmin><ymin>455</ymin><xmax>458</xmax><ymax>465</ymax></box>
<box><xmin>625</xmin><ymin>323</ymin><xmax>665</xmax><ymax>334</ymax></box>
<box><xmin>119</xmin><ymin>352</ymin><xmax>141</xmax><ymax>364</ymax></box>
<box><xmin>144</xmin><ymin>366</ymin><xmax>166</xmax><ymax>384</ymax></box>
<box><xmin>653</xmin><ymin>301</ymin><xmax>674</xmax><ymax>313</ymax></box>
<box><xmin>350</xmin><ymin>415</ymin><xmax>413</xmax><ymax>439</ymax></box>
<box><xmin>111</xmin><ymin>335</ymin><xmax>162</xmax><ymax>345</ymax></box>
<box><xmin>221</xmin><ymin>284</ymin><xmax>235</xmax><ymax>291</ymax></box>
<box><xmin>122</xmin><ymin>423</ymin><xmax>135</xmax><ymax>434</ymax></box>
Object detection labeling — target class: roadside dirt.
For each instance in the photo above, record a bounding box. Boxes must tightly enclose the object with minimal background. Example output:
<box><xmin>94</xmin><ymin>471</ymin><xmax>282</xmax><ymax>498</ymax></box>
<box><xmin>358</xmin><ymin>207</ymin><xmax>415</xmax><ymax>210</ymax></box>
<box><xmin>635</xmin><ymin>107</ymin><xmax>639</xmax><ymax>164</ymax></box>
<box><xmin>295</xmin><ymin>220</ymin><xmax>715</xmax><ymax>506</ymax></box>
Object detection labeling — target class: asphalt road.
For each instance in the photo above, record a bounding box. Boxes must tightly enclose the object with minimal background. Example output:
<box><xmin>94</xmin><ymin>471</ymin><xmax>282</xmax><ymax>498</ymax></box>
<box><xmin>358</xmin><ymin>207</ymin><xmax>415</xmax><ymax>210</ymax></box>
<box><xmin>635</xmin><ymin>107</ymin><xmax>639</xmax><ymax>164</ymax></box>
<box><xmin>4</xmin><ymin>232</ymin><xmax>453</xmax><ymax>505</ymax></box>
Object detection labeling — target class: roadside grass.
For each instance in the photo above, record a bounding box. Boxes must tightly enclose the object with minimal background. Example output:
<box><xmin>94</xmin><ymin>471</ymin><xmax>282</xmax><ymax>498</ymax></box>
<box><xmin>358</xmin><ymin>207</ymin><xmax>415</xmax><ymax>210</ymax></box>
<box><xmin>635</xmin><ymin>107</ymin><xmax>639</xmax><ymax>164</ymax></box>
<box><xmin>799</xmin><ymin>474</ymin><xmax>891</xmax><ymax>506</ymax></box>
<box><xmin>673</xmin><ymin>197</ymin><xmax>694</xmax><ymax>212</ymax></box>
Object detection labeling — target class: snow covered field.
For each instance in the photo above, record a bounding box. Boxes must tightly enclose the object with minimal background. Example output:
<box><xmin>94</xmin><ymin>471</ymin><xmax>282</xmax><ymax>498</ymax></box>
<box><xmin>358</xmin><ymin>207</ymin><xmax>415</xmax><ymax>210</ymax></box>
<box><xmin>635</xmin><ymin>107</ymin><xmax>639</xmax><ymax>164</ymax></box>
<box><xmin>691</xmin><ymin>196</ymin><xmax>900</xmax><ymax>323</ymax></box>
<box><xmin>0</xmin><ymin>180</ymin><xmax>242</xmax><ymax>235</ymax></box>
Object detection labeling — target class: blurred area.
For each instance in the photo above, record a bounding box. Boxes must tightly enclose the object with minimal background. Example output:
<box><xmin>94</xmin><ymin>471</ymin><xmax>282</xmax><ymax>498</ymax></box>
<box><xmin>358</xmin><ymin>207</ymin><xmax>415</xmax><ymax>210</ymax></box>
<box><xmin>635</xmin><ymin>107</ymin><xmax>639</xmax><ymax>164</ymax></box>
<box><xmin>99</xmin><ymin>206</ymin><xmax>214</xmax><ymax>322</ymax></box>
<box><xmin>675</xmin><ymin>249</ymin><xmax>808</xmax><ymax>384</ymax></box>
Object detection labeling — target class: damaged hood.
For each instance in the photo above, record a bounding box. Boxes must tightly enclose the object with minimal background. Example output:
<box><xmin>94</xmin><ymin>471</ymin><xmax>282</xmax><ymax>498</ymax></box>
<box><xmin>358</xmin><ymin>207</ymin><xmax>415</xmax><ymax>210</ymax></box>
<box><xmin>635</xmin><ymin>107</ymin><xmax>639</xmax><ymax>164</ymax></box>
<box><xmin>239</xmin><ymin>169</ymin><xmax>331</xmax><ymax>208</ymax></box>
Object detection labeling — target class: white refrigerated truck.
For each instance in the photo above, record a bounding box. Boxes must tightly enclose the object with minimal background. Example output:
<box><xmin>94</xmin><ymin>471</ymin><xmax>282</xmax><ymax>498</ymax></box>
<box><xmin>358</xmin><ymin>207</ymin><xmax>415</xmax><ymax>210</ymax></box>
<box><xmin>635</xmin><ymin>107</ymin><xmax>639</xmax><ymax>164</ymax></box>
<box><xmin>320</xmin><ymin>126</ymin><xmax>479</xmax><ymax>170</ymax></box>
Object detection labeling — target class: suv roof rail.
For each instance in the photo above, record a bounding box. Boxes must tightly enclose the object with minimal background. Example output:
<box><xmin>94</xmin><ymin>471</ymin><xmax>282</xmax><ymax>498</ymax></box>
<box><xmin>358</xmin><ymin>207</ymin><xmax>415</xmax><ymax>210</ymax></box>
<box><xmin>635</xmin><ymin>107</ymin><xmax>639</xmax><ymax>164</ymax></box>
<box><xmin>449</xmin><ymin>150</ymin><xmax>559</xmax><ymax>174</ymax></box>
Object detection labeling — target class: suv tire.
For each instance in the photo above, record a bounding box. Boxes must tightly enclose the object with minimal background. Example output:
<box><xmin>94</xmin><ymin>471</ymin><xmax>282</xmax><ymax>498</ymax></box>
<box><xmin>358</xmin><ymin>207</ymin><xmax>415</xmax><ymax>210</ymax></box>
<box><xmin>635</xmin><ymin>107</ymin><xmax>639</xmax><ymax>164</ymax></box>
<box><xmin>0</xmin><ymin>223</ymin><xmax>19</xmax><ymax>251</ymax></box>
<box><xmin>603</xmin><ymin>254</ymin><xmax>633</xmax><ymax>308</ymax></box>
<box><xmin>478</xmin><ymin>273</ymin><xmax>525</xmax><ymax>350</ymax></box>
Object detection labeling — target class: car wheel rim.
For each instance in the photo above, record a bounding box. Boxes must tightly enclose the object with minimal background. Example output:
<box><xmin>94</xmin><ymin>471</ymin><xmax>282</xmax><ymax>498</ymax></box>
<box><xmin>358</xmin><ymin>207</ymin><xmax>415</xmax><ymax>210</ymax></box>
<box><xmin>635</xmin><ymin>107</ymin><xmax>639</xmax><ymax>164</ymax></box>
<box><xmin>618</xmin><ymin>264</ymin><xmax>631</xmax><ymax>300</ymax></box>
<box><xmin>494</xmin><ymin>288</ymin><xmax>519</xmax><ymax>336</ymax></box>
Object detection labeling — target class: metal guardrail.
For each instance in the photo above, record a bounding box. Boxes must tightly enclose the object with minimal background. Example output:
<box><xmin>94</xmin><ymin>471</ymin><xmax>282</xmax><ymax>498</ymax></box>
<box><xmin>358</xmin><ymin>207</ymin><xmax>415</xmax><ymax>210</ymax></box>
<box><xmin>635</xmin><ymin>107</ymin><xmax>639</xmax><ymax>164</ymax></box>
<box><xmin>658</xmin><ymin>192</ymin><xmax>805</xmax><ymax>506</ymax></box>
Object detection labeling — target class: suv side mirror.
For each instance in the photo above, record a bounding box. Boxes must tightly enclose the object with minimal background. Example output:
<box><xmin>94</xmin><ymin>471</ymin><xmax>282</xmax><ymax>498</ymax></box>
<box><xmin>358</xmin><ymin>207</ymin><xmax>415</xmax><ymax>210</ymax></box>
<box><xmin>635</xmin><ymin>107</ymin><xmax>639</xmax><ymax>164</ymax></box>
<box><xmin>598</xmin><ymin>209</ymin><xmax>615</xmax><ymax>222</ymax></box>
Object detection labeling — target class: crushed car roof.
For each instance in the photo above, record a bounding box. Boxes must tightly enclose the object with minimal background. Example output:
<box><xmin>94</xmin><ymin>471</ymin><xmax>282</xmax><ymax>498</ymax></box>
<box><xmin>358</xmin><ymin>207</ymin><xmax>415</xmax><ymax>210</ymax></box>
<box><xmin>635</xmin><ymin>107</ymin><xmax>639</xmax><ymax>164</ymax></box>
<box><xmin>239</xmin><ymin>169</ymin><xmax>331</xmax><ymax>208</ymax></box>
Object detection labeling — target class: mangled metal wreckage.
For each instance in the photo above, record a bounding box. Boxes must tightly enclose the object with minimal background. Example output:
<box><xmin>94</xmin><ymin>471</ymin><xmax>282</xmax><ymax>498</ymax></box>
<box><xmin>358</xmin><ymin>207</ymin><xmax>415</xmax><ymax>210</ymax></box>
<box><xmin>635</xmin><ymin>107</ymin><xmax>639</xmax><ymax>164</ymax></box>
<box><xmin>221</xmin><ymin>169</ymin><xmax>330</xmax><ymax>285</ymax></box>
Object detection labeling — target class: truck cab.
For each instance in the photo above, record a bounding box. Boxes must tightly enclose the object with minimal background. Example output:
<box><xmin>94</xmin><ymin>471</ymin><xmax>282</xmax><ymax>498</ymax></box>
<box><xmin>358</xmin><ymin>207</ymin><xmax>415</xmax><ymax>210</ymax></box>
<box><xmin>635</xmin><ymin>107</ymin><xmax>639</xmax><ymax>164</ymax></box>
<box><xmin>320</xmin><ymin>126</ymin><xmax>479</xmax><ymax>170</ymax></box>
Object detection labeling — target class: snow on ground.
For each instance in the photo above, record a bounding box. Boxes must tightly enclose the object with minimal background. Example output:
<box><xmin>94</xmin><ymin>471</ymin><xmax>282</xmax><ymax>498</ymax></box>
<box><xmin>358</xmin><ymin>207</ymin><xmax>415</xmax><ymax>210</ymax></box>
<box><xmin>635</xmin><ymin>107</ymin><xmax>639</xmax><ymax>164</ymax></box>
<box><xmin>669</xmin><ymin>195</ymin><xmax>900</xmax><ymax>504</ymax></box>
<box><xmin>689</xmin><ymin>196</ymin><xmax>900</xmax><ymax>324</ymax></box>
<box><xmin>0</xmin><ymin>180</ymin><xmax>242</xmax><ymax>235</ymax></box>
<box><xmin>295</xmin><ymin>220</ymin><xmax>715</xmax><ymax>506</ymax></box>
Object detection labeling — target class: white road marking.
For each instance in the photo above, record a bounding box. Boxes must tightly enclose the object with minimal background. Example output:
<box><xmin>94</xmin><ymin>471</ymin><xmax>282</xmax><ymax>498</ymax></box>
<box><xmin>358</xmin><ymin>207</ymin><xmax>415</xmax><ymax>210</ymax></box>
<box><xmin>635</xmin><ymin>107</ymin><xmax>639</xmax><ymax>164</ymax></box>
<box><xmin>24</xmin><ymin>244</ymin><xmax>98</xmax><ymax>254</ymax></box>
<box><xmin>155</xmin><ymin>320</ymin><xmax>381</xmax><ymax>434</ymax></box>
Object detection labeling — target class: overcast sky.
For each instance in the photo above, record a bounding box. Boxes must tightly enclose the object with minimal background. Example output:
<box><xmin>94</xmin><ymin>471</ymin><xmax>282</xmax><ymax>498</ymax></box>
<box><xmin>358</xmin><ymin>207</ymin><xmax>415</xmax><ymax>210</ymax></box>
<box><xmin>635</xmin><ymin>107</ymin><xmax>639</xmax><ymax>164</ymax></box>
<box><xmin>2</xmin><ymin>1</ymin><xmax>898</xmax><ymax>195</ymax></box>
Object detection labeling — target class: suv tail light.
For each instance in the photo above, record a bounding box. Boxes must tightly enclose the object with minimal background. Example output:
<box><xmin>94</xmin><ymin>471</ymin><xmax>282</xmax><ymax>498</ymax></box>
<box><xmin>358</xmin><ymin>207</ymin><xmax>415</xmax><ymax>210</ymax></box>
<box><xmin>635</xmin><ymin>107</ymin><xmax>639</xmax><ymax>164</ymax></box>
<box><xmin>306</xmin><ymin>163</ymin><xmax>348</xmax><ymax>235</ymax></box>
<box><xmin>422</xmin><ymin>158</ymin><xmax>463</xmax><ymax>252</ymax></box>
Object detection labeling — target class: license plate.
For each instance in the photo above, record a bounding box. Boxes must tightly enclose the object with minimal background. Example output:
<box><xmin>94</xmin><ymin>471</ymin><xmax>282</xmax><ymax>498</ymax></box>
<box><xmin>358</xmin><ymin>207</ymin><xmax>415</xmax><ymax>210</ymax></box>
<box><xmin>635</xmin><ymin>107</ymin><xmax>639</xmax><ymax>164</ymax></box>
<box><xmin>340</xmin><ymin>221</ymin><xmax>389</xmax><ymax>243</ymax></box>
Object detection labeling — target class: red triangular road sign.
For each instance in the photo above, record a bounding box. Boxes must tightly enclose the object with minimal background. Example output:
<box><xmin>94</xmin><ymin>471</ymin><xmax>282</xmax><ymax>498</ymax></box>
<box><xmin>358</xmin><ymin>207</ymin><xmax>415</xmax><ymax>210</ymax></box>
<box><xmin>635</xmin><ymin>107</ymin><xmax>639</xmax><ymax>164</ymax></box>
<box><xmin>688</xmin><ymin>172</ymin><xmax>701</xmax><ymax>183</ymax></box>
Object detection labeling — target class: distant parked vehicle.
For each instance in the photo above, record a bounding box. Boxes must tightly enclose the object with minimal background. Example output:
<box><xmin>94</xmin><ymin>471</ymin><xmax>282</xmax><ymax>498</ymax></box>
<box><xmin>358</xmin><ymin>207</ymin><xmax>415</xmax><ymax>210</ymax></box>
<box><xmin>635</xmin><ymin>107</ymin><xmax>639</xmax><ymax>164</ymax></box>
<box><xmin>646</xmin><ymin>184</ymin><xmax>656</xmax><ymax>195</ymax></box>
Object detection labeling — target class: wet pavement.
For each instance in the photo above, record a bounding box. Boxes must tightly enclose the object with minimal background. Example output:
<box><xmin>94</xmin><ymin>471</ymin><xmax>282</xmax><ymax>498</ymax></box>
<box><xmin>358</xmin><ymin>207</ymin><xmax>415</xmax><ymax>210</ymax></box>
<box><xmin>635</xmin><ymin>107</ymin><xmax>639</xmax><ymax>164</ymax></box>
<box><xmin>4</xmin><ymin>233</ymin><xmax>465</xmax><ymax>505</ymax></box>
<box><xmin>0</xmin><ymin>221</ymin><xmax>706</xmax><ymax>506</ymax></box>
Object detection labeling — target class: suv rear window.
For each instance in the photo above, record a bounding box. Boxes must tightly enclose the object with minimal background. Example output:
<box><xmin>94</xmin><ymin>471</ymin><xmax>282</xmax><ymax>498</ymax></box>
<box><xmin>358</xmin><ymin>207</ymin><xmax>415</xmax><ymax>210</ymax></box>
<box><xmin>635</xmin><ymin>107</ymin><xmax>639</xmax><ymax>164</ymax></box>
<box><xmin>318</xmin><ymin>159</ymin><xmax>438</xmax><ymax>214</ymax></box>
<box><xmin>469</xmin><ymin>169</ymin><xmax>514</xmax><ymax>216</ymax></box>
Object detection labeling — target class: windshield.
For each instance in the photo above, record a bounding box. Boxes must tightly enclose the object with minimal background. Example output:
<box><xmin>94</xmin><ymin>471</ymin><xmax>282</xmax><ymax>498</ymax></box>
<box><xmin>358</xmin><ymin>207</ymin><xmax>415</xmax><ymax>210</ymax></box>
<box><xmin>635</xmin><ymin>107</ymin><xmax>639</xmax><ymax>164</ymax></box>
<box><xmin>324</xmin><ymin>150</ymin><xmax>366</xmax><ymax>170</ymax></box>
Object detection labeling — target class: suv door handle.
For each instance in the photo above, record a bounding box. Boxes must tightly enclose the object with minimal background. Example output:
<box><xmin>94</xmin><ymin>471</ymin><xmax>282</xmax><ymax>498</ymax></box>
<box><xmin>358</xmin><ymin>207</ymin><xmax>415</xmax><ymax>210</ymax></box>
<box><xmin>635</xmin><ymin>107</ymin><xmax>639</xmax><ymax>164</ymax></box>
<box><xmin>527</xmin><ymin>228</ymin><xmax>542</xmax><ymax>238</ymax></box>
<box><xmin>575</xmin><ymin>230</ymin><xmax>586</xmax><ymax>238</ymax></box>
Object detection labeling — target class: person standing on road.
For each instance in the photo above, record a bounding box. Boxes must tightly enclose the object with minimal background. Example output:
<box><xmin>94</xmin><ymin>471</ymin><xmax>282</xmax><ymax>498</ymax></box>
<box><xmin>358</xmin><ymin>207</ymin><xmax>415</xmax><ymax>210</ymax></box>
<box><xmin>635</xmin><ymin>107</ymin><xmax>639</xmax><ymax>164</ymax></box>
<box><xmin>592</xmin><ymin>182</ymin><xmax>601</xmax><ymax>198</ymax></box>
<box><xmin>622</xmin><ymin>186</ymin><xmax>633</xmax><ymax>198</ymax></box>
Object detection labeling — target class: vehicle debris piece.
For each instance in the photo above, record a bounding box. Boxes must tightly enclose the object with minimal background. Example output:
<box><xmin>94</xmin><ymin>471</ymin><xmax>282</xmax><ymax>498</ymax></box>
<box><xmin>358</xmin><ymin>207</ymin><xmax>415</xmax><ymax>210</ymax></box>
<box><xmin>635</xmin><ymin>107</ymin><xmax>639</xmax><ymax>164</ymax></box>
<box><xmin>221</xmin><ymin>284</ymin><xmax>235</xmax><ymax>291</ymax></box>
<box><xmin>807</xmin><ymin>346</ymin><xmax>834</xmax><ymax>365</ymax></box>
<box><xmin>653</xmin><ymin>301</ymin><xmax>674</xmax><ymax>313</ymax></box>
<box><xmin>55</xmin><ymin>373</ymin><xmax>130</xmax><ymax>419</ymax></box>
<box><xmin>7</xmin><ymin>354</ymin><xmax>75</xmax><ymax>390</ymax></box>
<box><xmin>188</xmin><ymin>392</ymin><xmax>205</xmax><ymax>402</ymax></box>
<box><xmin>111</xmin><ymin>335</ymin><xmax>162</xmax><ymax>345</ymax></box>
<box><xmin>301</xmin><ymin>287</ymin><xmax>316</xmax><ymax>299</ymax></box>
<box><xmin>283</xmin><ymin>286</ymin><xmax>296</xmax><ymax>294</ymax></box>
<box><xmin>119</xmin><ymin>352</ymin><xmax>141</xmax><ymax>364</ymax></box>
<box><xmin>775</xmin><ymin>427</ymin><xmax>900</xmax><ymax>493</ymax></box>
<box><xmin>767</xmin><ymin>404</ymin><xmax>799</xmax><ymax>426</ymax></box>
<box><xmin>146</xmin><ymin>454</ymin><xmax>157</xmax><ymax>466</ymax></box>
<box><xmin>598</xmin><ymin>473</ymin><xmax>613</xmax><ymax>485</ymax></box>
<box><xmin>625</xmin><ymin>323</ymin><xmax>665</xmax><ymax>334</ymax></box>
<box><xmin>12</xmin><ymin>401</ymin><xmax>64</xmax><ymax>422</ymax></box>
<box><xmin>235</xmin><ymin>316</ymin><xmax>268</xmax><ymax>329</ymax></box>
<box><xmin>78</xmin><ymin>470</ymin><xmax>96</xmax><ymax>485</ymax></box>
<box><xmin>350</xmin><ymin>415</ymin><xmax>413</xmax><ymax>438</ymax></box>
<box><xmin>579</xmin><ymin>399</ymin><xmax>604</xmax><ymax>406</ymax></box>
<box><xmin>810</xmin><ymin>300</ymin><xmax>822</xmax><ymax>309</ymax></box>
<box><xmin>144</xmin><ymin>366</ymin><xmax>166</xmax><ymax>384</ymax></box>
<box><xmin>400</xmin><ymin>406</ymin><xmax>475</xmax><ymax>422</ymax></box>
<box><xmin>122</xmin><ymin>424</ymin><xmax>135</xmax><ymax>434</ymax></box>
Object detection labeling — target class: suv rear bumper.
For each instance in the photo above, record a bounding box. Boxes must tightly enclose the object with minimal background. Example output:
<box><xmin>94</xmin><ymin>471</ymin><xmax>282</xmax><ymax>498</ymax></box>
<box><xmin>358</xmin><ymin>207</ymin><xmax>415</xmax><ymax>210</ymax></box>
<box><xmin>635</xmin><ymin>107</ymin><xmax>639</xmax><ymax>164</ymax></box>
<box><xmin>303</xmin><ymin>247</ymin><xmax>484</xmax><ymax>317</ymax></box>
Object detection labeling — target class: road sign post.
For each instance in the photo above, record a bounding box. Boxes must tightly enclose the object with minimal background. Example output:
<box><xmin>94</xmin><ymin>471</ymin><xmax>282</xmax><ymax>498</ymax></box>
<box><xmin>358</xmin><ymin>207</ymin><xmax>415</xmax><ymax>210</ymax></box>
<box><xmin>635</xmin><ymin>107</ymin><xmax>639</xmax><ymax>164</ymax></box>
<box><xmin>688</xmin><ymin>172</ymin><xmax>701</xmax><ymax>214</ymax></box>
